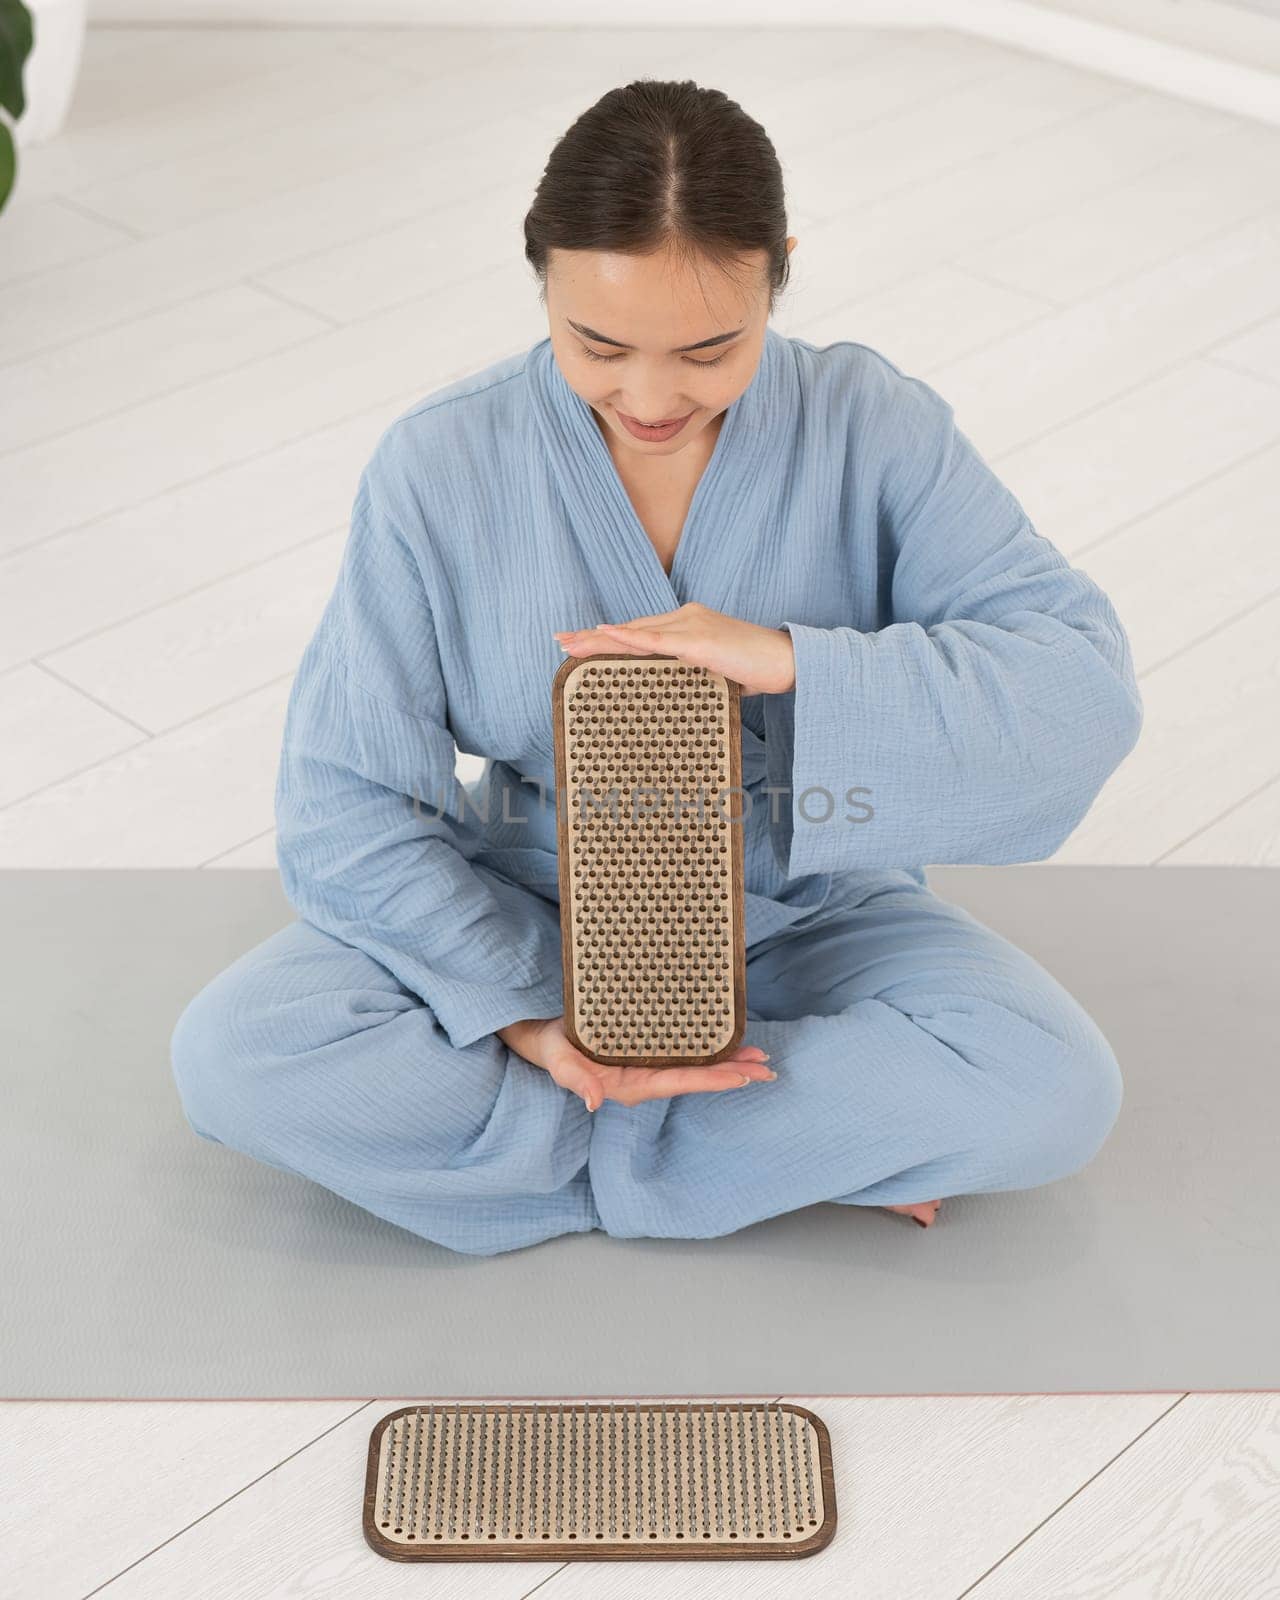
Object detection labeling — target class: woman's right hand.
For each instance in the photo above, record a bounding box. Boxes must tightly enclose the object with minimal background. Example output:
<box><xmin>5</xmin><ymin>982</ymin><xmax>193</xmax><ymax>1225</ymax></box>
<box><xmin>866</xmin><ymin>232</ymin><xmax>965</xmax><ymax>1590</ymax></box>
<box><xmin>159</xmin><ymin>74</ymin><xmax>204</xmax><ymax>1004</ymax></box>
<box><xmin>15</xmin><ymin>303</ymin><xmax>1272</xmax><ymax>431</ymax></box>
<box><xmin>497</xmin><ymin>1016</ymin><xmax>776</xmax><ymax>1112</ymax></box>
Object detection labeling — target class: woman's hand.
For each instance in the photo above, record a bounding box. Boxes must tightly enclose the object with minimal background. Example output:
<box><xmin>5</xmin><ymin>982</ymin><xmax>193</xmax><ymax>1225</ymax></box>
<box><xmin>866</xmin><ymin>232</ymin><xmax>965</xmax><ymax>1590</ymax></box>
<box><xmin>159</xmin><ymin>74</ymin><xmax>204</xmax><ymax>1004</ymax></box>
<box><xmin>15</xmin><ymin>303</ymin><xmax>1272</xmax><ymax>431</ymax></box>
<box><xmin>497</xmin><ymin>1015</ymin><xmax>776</xmax><ymax>1111</ymax></box>
<box><xmin>554</xmin><ymin>602</ymin><xmax>796</xmax><ymax>696</ymax></box>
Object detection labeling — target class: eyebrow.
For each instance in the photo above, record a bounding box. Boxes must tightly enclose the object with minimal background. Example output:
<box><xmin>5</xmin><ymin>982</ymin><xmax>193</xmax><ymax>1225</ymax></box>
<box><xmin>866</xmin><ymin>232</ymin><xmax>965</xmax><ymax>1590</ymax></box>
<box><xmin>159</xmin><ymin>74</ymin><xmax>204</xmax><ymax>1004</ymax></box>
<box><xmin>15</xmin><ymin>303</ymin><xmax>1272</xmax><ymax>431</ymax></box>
<box><xmin>566</xmin><ymin>318</ymin><xmax>745</xmax><ymax>353</ymax></box>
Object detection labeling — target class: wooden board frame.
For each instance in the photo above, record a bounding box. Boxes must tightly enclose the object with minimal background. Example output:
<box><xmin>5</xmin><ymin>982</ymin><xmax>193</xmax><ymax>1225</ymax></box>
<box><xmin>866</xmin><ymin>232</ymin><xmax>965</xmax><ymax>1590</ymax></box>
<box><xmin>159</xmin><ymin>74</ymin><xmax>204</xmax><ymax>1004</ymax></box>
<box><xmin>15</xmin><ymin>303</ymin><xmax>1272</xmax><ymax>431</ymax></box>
<box><xmin>551</xmin><ymin>653</ymin><xmax>747</xmax><ymax>1069</ymax></box>
<box><xmin>362</xmin><ymin>1399</ymin><xmax>837</xmax><ymax>1562</ymax></box>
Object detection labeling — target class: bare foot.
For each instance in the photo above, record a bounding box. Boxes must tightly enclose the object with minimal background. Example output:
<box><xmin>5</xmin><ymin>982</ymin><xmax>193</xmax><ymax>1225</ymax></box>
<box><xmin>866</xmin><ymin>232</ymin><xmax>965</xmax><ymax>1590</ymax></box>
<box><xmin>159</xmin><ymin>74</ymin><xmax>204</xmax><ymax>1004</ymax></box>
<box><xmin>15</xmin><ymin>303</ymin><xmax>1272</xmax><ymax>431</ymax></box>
<box><xmin>882</xmin><ymin>1199</ymin><xmax>942</xmax><ymax>1228</ymax></box>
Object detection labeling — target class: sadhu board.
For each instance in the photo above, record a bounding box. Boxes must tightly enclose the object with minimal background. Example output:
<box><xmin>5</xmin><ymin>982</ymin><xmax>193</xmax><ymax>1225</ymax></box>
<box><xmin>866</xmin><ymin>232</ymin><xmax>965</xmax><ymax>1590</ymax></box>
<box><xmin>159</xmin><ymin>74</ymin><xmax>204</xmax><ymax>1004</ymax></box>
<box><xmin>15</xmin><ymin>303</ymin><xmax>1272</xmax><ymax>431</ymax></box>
<box><xmin>362</xmin><ymin>1398</ymin><xmax>837</xmax><ymax>1561</ymax></box>
<box><xmin>551</xmin><ymin>653</ymin><xmax>747</xmax><ymax>1068</ymax></box>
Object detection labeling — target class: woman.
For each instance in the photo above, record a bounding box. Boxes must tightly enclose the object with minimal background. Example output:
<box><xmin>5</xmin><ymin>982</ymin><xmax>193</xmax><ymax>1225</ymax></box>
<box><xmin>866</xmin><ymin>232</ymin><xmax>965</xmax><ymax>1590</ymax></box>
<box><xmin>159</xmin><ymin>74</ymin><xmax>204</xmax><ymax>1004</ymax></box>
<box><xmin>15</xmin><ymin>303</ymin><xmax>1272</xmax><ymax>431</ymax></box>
<box><xmin>170</xmin><ymin>80</ymin><xmax>1142</xmax><ymax>1258</ymax></box>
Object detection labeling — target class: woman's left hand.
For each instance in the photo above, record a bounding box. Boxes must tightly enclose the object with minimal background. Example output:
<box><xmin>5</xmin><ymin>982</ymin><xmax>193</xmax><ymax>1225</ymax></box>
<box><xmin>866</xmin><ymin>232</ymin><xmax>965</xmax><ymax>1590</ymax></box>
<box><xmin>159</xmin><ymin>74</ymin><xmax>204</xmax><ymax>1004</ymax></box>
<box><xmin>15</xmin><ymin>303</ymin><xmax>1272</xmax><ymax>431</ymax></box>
<box><xmin>554</xmin><ymin>602</ymin><xmax>796</xmax><ymax>696</ymax></box>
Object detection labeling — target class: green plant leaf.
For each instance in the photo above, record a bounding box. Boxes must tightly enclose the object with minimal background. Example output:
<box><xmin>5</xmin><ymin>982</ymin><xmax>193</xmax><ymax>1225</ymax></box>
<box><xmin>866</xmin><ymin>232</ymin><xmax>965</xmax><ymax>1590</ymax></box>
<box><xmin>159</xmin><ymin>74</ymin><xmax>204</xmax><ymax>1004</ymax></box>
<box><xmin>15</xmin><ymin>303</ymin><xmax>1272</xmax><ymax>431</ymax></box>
<box><xmin>0</xmin><ymin>118</ymin><xmax>14</xmax><ymax>215</ymax></box>
<box><xmin>0</xmin><ymin>0</ymin><xmax>34</xmax><ymax>120</ymax></box>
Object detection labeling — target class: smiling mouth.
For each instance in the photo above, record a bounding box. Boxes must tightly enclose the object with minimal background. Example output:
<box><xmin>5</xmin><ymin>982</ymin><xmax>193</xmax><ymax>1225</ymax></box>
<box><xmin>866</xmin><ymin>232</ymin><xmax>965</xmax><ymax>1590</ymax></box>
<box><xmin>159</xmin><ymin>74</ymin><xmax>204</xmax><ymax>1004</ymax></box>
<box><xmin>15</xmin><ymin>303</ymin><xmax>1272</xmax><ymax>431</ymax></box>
<box><xmin>620</xmin><ymin>409</ymin><xmax>695</xmax><ymax>427</ymax></box>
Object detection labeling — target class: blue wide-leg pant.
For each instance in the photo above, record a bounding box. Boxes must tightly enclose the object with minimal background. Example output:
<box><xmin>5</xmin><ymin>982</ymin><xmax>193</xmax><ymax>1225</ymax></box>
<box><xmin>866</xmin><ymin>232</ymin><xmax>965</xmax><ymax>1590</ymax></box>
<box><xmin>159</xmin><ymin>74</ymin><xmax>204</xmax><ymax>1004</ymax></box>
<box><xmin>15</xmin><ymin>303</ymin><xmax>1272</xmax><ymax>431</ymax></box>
<box><xmin>169</xmin><ymin>878</ymin><xmax>1123</xmax><ymax>1257</ymax></box>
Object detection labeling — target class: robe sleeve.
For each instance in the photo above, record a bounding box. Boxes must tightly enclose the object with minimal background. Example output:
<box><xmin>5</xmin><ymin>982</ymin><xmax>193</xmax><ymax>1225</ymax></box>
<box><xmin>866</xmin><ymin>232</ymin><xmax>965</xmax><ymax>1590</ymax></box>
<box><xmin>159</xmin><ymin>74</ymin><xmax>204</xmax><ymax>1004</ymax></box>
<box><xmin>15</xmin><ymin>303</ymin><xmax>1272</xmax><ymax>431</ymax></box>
<box><xmin>273</xmin><ymin>448</ymin><xmax>565</xmax><ymax>1052</ymax></box>
<box><xmin>762</xmin><ymin>361</ymin><xmax>1144</xmax><ymax>878</ymax></box>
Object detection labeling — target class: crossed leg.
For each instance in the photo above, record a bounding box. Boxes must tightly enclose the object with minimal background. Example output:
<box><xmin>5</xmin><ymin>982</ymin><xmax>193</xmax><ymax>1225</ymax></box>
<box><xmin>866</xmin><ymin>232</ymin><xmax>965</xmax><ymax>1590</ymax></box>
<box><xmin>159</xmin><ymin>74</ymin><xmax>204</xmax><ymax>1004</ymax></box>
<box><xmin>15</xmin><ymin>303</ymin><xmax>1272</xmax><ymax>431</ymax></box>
<box><xmin>170</xmin><ymin>878</ymin><xmax>1122</xmax><ymax>1257</ymax></box>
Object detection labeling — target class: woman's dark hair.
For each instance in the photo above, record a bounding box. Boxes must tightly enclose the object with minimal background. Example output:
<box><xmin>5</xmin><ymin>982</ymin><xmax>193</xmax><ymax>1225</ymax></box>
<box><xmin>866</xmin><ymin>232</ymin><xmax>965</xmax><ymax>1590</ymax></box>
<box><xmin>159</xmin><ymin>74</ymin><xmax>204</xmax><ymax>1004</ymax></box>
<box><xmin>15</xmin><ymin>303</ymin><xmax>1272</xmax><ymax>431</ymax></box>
<box><xmin>523</xmin><ymin>78</ymin><xmax>791</xmax><ymax>316</ymax></box>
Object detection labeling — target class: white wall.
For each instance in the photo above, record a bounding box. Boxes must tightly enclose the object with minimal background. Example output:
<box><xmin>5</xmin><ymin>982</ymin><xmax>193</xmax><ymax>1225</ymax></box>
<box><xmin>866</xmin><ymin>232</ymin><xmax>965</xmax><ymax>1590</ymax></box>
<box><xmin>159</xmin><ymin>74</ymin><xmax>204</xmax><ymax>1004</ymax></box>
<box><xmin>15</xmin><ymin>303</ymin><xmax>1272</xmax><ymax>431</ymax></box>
<box><xmin>85</xmin><ymin>0</ymin><xmax>1280</xmax><ymax>79</ymax></box>
<box><xmin>1019</xmin><ymin>0</ymin><xmax>1280</xmax><ymax>73</ymax></box>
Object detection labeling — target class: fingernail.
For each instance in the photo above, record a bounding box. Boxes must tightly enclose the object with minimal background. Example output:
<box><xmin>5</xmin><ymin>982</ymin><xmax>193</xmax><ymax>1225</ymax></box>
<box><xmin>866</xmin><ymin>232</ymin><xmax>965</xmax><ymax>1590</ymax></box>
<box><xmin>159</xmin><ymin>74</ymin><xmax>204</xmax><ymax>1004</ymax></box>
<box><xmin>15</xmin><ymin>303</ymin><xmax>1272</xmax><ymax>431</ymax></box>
<box><xmin>737</xmin><ymin>1074</ymin><xmax>751</xmax><ymax>1087</ymax></box>
<box><xmin>763</xmin><ymin>1071</ymin><xmax>778</xmax><ymax>1081</ymax></box>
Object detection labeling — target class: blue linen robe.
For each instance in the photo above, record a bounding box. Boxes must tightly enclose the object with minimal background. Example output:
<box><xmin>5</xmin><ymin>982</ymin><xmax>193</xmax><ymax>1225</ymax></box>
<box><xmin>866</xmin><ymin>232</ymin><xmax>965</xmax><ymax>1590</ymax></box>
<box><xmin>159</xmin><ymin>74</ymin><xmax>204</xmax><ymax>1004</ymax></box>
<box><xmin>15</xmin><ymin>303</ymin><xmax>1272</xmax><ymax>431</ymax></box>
<box><xmin>170</xmin><ymin>325</ymin><xmax>1144</xmax><ymax>1256</ymax></box>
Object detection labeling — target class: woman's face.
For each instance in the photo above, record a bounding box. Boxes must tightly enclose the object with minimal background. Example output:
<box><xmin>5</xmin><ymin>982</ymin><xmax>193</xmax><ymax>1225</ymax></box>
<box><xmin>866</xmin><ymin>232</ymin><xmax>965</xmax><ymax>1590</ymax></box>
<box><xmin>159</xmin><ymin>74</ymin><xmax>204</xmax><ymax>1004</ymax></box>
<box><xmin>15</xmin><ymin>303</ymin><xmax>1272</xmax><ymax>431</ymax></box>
<box><xmin>545</xmin><ymin>241</ymin><xmax>792</xmax><ymax>461</ymax></box>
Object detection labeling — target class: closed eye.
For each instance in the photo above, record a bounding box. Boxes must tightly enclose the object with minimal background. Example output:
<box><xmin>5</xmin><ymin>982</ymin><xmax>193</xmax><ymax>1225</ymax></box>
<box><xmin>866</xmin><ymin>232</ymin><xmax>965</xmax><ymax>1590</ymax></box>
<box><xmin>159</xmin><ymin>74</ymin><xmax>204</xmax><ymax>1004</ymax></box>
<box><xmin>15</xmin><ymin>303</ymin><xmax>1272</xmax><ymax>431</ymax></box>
<box><xmin>578</xmin><ymin>341</ymin><xmax>730</xmax><ymax>369</ymax></box>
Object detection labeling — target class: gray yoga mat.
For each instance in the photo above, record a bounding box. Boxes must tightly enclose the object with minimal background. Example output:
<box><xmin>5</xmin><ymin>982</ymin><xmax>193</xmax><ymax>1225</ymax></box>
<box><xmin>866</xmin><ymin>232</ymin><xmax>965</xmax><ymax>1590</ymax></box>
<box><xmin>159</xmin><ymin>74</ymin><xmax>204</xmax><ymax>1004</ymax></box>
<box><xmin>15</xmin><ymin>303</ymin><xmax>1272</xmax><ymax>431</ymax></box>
<box><xmin>1</xmin><ymin>866</ymin><xmax>1276</xmax><ymax>1399</ymax></box>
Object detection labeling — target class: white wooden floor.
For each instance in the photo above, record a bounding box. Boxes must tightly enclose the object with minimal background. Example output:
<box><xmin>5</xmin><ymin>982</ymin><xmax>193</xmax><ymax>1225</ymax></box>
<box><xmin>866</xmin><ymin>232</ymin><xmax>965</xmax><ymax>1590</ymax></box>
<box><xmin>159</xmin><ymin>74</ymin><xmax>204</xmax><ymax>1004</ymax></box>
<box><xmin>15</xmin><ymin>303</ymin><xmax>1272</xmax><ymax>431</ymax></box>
<box><xmin>2</xmin><ymin>22</ymin><xmax>1279</xmax><ymax>1598</ymax></box>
